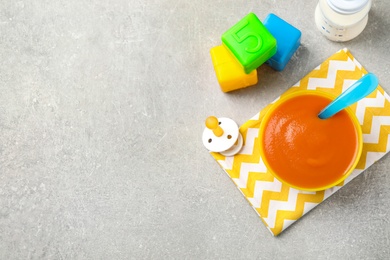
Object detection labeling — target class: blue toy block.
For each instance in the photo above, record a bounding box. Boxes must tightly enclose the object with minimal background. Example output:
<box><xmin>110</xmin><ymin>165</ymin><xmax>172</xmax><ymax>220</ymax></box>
<box><xmin>263</xmin><ymin>13</ymin><xmax>301</xmax><ymax>71</ymax></box>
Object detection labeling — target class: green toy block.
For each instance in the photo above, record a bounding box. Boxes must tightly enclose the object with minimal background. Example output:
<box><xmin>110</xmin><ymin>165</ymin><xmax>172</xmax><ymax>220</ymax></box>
<box><xmin>222</xmin><ymin>13</ymin><xmax>277</xmax><ymax>74</ymax></box>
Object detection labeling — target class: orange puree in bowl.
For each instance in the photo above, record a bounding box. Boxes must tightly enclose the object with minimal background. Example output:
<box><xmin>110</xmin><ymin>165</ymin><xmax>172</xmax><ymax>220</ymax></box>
<box><xmin>261</xmin><ymin>94</ymin><xmax>359</xmax><ymax>190</ymax></box>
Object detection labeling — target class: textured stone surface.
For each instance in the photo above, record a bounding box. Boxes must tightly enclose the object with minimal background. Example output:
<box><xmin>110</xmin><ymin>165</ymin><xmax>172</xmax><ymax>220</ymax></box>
<box><xmin>0</xmin><ymin>0</ymin><xmax>389</xmax><ymax>259</ymax></box>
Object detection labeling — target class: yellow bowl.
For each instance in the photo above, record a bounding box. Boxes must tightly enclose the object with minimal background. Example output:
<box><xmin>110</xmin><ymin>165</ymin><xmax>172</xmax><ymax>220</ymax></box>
<box><xmin>259</xmin><ymin>90</ymin><xmax>363</xmax><ymax>191</ymax></box>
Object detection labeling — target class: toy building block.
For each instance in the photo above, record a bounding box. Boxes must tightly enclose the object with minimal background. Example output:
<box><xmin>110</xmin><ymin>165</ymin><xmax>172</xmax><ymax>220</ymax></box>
<box><xmin>263</xmin><ymin>13</ymin><xmax>301</xmax><ymax>71</ymax></box>
<box><xmin>210</xmin><ymin>45</ymin><xmax>258</xmax><ymax>92</ymax></box>
<box><xmin>221</xmin><ymin>13</ymin><xmax>277</xmax><ymax>74</ymax></box>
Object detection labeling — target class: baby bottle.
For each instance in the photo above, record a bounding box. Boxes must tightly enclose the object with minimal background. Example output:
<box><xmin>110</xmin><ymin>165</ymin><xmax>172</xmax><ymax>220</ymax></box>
<box><xmin>315</xmin><ymin>0</ymin><xmax>372</xmax><ymax>42</ymax></box>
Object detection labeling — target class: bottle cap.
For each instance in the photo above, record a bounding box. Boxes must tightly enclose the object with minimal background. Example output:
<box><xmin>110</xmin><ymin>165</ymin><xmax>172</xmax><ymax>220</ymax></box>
<box><xmin>327</xmin><ymin>0</ymin><xmax>370</xmax><ymax>14</ymax></box>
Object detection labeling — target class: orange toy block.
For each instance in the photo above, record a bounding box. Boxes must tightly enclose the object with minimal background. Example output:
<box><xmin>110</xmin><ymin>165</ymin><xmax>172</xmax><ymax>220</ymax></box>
<box><xmin>210</xmin><ymin>45</ymin><xmax>258</xmax><ymax>92</ymax></box>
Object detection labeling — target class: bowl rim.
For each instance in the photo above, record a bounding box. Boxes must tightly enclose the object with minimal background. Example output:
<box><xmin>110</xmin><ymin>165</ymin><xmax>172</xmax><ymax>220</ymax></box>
<box><xmin>259</xmin><ymin>90</ymin><xmax>363</xmax><ymax>191</ymax></box>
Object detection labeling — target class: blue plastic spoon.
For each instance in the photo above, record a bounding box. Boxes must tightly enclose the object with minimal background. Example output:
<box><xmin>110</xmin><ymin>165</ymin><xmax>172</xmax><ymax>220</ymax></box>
<box><xmin>318</xmin><ymin>73</ymin><xmax>379</xmax><ymax>119</ymax></box>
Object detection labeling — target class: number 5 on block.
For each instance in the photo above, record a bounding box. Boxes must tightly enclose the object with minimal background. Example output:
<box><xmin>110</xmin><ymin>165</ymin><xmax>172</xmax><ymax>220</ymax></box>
<box><xmin>222</xmin><ymin>13</ymin><xmax>277</xmax><ymax>74</ymax></box>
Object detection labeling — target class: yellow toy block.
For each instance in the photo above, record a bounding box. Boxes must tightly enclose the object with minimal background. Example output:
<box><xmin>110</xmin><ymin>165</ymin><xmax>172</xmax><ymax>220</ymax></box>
<box><xmin>210</xmin><ymin>45</ymin><xmax>258</xmax><ymax>93</ymax></box>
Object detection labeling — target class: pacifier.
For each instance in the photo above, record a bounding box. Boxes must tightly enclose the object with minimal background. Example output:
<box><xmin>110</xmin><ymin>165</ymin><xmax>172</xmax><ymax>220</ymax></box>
<box><xmin>202</xmin><ymin>116</ymin><xmax>243</xmax><ymax>156</ymax></box>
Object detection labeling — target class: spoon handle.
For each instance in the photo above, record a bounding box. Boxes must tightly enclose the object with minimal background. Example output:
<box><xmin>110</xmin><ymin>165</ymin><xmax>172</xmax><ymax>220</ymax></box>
<box><xmin>318</xmin><ymin>73</ymin><xmax>379</xmax><ymax>119</ymax></box>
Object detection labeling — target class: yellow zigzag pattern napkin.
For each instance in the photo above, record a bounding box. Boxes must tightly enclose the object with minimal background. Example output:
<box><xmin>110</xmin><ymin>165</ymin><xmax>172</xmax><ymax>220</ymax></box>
<box><xmin>210</xmin><ymin>48</ymin><xmax>390</xmax><ymax>236</ymax></box>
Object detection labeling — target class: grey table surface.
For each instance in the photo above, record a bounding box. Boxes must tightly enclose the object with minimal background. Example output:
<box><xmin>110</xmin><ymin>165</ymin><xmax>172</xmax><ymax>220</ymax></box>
<box><xmin>1</xmin><ymin>0</ymin><xmax>389</xmax><ymax>259</ymax></box>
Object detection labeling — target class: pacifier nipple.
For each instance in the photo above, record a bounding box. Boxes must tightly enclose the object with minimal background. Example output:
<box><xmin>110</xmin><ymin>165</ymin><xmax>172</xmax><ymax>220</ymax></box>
<box><xmin>205</xmin><ymin>116</ymin><xmax>224</xmax><ymax>137</ymax></box>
